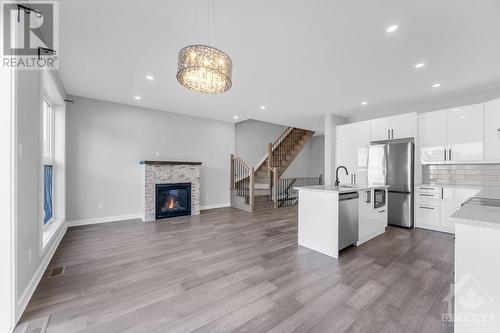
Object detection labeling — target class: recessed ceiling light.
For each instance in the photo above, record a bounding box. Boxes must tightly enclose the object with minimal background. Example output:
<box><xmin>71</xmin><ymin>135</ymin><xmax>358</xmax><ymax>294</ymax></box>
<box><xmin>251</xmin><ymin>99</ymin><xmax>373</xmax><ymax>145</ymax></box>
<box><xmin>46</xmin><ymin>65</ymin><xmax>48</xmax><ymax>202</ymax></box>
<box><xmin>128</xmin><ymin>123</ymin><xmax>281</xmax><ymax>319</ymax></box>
<box><xmin>415</xmin><ymin>63</ymin><xmax>425</xmax><ymax>69</ymax></box>
<box><xmin>432</xmin><ymin>83</ymin><xmax>441</xmax><ymax>88</ymax></box>
<box><xmin>134</xmin><ymin>96</ymin><xmax>141</xmax><ymax>100</ymax></box>
<box><xmin>146</xmin><ymin>75</ymin><xmax>154</xmax><ymax>80</ymax></box>
<box><xmin>361</xmin><ymin>101</ymin><xmax>368</xmax><ymax>105</ymax></box>
<box><xmin>233</xmin><ymin>115</ymin><xmax>239</xmax><ymax>119</ymax></box>
<box><xmin>386</xmin><ymin>25</ymin><xmax>398</xmax><ymax>33</ymax></box>
<box><xmin>452</xmin><ymin>108</ymin><xmax>459</xmax><ymax>112</ymax></box>
<box><xmin>260</xmin><ymin>105</ymin><xmax>267</xmax><ymax>110</ymax></box>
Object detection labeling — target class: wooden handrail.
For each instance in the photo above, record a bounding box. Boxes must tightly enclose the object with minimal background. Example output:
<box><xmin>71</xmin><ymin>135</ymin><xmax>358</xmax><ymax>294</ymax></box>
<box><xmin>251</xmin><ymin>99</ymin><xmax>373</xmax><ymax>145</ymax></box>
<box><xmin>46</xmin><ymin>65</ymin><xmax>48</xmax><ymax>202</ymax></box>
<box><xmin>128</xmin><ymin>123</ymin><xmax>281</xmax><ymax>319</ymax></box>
<box><xmin>271</xmin><ymin>127</ymin><xmax>294</xmax><ymax>151</ymax></box>
<box><xmin>232</xmin><ymin>155</ymin><xmax>251</xmax><ymax>170</ymax></box>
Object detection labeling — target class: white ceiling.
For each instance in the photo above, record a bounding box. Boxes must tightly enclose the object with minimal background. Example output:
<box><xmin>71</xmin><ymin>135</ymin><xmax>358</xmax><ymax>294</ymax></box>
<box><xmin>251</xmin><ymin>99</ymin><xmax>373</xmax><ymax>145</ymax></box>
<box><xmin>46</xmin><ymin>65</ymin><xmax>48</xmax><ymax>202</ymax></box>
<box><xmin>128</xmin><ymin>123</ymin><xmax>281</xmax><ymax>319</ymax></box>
<box><xmin>59</xmin><ymin>0</ymin><xmax>500</xmax><ymax>131</ymax></box>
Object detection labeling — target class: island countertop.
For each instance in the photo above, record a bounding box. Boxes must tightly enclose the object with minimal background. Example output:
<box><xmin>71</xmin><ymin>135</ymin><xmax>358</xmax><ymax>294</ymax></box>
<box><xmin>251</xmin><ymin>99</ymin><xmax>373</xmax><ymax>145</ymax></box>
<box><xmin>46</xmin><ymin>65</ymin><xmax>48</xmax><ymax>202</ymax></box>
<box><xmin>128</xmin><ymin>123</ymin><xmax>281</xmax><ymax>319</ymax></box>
<box><xmin>295</xmin><ymin>184</ymin><xmax>390</xmax><ymax>194</ymax></box>
<box><xmin>452</xmin><ymin>186</ymin><xmax>500</xmax><ymax>229</ymax></box>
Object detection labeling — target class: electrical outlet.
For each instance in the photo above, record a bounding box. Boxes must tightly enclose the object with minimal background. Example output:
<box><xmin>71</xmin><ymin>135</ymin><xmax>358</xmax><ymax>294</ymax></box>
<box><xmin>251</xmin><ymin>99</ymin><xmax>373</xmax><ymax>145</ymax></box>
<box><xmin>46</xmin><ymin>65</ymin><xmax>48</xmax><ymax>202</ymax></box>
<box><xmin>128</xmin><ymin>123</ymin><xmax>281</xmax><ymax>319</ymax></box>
<box><xmin>97</xmin><ymin>203</ymin><xmax>103</xmax><ymax>210</ymax></box>
<box><xmin>28</xmin><ymin>249</ymin><xmax>32</xmax><ymax>264</ymax></box>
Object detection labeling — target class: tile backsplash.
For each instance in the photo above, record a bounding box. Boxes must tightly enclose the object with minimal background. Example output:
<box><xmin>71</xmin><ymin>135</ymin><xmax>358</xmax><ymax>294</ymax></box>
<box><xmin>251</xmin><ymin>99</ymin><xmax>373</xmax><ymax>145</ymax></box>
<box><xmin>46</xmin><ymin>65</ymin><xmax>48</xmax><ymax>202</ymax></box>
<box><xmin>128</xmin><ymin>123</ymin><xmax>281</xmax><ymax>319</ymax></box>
<box><xmin>422</xmin><ymin>164</ymin><xmax>500</xmax><ymax>186</ymax></box>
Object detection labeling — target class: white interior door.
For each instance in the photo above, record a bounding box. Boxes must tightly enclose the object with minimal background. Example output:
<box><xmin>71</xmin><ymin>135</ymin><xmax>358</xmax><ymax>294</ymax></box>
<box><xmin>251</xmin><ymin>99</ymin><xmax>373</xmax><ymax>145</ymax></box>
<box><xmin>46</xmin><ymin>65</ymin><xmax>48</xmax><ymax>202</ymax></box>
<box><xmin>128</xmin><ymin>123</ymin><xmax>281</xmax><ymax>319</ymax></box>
<box><xmin>447</xmin><ymin>104</ymin><xmax>484</xmax><ymax>161</ymax></box>
<box><xmin>419</xmin><ymin>110</ymin><xmax>448</xmax><ymax>163</ymax></box>
<box><xmin>484</xmin><ymin>98</ymin><xmax>500</xmax><ymax>161</ymax></box>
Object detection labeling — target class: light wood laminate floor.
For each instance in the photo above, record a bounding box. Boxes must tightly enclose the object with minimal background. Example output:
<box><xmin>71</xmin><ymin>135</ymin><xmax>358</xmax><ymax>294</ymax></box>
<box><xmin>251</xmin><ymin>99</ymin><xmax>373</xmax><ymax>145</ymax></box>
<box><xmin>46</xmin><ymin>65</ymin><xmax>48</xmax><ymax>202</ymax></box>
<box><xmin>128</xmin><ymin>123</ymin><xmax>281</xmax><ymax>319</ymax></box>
<box><xmin>18</xmin><ymin>207</ymin><xmax>454</xmax><ymax>333</ymax></box>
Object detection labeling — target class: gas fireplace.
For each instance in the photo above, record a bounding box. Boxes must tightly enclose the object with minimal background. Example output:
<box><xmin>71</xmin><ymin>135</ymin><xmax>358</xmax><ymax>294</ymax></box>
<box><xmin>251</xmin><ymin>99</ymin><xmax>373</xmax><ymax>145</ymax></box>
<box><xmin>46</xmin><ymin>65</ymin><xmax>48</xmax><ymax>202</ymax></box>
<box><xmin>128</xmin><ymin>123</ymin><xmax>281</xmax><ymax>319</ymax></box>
<box><xmin>155</xmin><ymin>183</ymin><xmax>191</xmax><ymax>219</ymax></box>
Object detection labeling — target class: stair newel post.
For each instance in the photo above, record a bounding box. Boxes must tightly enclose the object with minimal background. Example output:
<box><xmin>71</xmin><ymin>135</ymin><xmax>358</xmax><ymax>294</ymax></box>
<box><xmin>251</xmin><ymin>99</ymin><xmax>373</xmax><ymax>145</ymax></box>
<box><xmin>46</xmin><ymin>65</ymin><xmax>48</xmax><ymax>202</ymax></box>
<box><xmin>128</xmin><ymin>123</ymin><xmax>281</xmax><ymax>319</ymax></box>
<box><xmin>273</xmin><ymin>167</ymin><xmax>279</xmax><ymax>208</ymax></box>
<box><xmin>249</xmin><ymin>167</ymin><xmax>255</xmax><ymax>209</ymax></box>
<box><xmin>230</xmin><ymin>154</ymin><xmax>234</xmax><ymax>190</ymax></box>
<box><xmin>267</xmin><ymin>142</ymin><xmax>273</xmax><ymax>194</ymax></box>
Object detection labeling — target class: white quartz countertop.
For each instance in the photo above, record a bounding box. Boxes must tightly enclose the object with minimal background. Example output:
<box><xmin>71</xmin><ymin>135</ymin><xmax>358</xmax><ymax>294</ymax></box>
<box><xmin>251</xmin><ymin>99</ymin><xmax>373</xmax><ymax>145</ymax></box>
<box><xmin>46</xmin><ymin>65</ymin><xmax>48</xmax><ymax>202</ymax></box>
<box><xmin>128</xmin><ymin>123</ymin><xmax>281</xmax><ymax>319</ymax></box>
<box><xmin>450</xmin><ymin>186</ymin><xmax>500</xmax><ymax>229</ymax></box>
<box><xmin>416</xmin><ymin>183</ymin><xmax>482</xmax><ymax>190</ymax></box>
<box><xmin>294</xmin><ymin>184</ymin><xmax>390</xmax><ymax>193</ymax></box>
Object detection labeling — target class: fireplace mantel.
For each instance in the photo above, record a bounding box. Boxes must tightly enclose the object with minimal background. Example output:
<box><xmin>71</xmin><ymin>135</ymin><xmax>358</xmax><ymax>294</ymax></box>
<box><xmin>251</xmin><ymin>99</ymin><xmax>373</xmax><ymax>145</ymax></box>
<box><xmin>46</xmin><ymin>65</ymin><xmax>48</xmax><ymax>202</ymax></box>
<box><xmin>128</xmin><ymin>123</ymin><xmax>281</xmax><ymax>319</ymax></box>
<box><xmin>140</xmin><ymin>161</ymin><xmax>202</xmax><ymax>166</ymax></box>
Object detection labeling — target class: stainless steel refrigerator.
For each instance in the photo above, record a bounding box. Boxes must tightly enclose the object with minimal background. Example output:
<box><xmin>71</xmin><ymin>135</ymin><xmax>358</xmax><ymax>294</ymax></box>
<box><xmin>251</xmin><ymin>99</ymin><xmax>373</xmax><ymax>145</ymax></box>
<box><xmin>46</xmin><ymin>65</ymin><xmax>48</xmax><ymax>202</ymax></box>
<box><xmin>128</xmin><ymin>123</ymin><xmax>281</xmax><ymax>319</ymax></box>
<box><xmin>367</xmin><ymin>139</ymin><xmax>414</xmax><ymax>228</ymax></box>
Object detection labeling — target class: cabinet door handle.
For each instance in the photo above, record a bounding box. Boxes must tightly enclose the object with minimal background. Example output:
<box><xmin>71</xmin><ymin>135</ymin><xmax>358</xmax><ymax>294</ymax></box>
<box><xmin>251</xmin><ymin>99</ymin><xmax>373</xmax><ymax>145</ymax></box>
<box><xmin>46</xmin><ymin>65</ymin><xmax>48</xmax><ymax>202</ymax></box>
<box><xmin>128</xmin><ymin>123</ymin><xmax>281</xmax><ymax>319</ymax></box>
<box><xmin>449</xmin><ymin>148</ymin><xmax>452</xmax><ymax>160</ymax></box>
<box><xmin>379</xmin><ymin>210</ymin><xmax>386</xmax><ymax>213</ymax></box>
<box><xmin>441</xmin><ymin>188</ymin><xmax>444</xmax><ymax>200</ymax></box>
<box><xmin>388</xmin><ymin>129</ymin><xmax>390</xmax><ymax>139</ymax></box>
<box><xmin>419</xmin><ymin>194</ymin><xmax>434</xmax><ymax>197</ymax></box>
<box><xmin>419</xmin><ymin>187</ymin><xmax>435</xmax><ymax>190</ymax></box>
<box><xmin>419</xmin><ymin>206</ymin><xmax>435</xmax><ymax>210</ymax></box>
<box><xmin>444</xmin><ymin>149</ymin><xmax>447</xmax><ymax>161</ymax></box>
<box><xmin>391</xmin><ymin>129</ymin><xmax>394</xmax><ymax>139</ymax></box>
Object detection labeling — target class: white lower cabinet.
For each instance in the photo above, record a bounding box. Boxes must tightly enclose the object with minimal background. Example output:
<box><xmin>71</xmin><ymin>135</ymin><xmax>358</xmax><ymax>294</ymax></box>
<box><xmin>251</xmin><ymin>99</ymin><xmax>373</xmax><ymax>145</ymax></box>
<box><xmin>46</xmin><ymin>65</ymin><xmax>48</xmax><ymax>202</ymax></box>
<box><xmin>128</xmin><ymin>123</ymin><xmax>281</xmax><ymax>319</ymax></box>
<box><xmin>416</xmin><ymin>205</ymin><xmax>441</xmax><ymax>229</ymax></box>
<box><xmin>415</xmin><ymin>185</ymin><xmax>480</xmax><ymax>234</ymax></box>
<box><xmin>357</xmin><ymin>188</ymin><xmax>387</xmax><ymax>245</ymax></box>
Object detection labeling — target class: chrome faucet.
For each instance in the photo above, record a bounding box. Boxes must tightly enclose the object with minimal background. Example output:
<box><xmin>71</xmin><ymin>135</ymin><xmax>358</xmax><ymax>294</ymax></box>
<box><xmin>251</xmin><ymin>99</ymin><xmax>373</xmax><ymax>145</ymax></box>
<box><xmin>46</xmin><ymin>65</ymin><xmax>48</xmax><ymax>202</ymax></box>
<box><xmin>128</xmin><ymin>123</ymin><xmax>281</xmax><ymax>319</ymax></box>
<box><xmin>335</xmin><ymin>166</ymin><xmax>348</xmax><ymax>186</ymax></box>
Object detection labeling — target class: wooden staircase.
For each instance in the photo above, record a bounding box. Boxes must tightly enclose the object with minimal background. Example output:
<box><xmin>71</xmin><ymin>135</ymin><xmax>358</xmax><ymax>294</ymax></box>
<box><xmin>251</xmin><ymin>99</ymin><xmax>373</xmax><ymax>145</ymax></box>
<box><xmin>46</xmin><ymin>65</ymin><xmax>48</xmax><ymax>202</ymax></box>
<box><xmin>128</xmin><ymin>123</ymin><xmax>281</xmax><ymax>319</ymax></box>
<box><xmin>230</xmin><ymin>127</ymin><xmax>314</xmax><ymax>212</ymax></box>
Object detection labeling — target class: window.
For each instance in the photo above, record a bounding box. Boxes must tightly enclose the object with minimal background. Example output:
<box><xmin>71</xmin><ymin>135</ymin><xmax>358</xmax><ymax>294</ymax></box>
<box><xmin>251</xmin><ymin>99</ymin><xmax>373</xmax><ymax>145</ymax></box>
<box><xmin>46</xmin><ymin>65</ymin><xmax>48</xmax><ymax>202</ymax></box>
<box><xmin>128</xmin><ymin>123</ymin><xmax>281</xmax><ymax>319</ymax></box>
<box><xmin>42</xmin><ymin>98</ymin><xmax>55</xmax><ymax>225</ymax></box>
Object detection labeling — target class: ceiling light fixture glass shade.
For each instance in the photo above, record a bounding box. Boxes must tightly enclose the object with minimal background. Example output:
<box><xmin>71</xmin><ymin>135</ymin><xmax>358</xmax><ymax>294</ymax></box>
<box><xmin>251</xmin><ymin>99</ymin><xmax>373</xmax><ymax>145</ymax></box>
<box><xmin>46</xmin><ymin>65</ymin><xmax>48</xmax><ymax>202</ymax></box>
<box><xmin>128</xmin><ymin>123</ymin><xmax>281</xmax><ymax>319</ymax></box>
<box><xmin>177</xmin><ymin>45</ymin><xmax>232</xmax><ymax>94</ymax></box>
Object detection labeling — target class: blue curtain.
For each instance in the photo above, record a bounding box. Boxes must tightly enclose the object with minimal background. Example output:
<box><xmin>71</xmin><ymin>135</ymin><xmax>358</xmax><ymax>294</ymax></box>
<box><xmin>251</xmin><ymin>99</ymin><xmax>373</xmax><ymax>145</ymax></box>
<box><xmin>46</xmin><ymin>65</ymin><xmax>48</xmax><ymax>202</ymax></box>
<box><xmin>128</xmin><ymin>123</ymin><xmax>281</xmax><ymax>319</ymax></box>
<box><xmin>44</xmin><ymin>165</ymin><xmax>53</xmax><ymax>224</ymax></box>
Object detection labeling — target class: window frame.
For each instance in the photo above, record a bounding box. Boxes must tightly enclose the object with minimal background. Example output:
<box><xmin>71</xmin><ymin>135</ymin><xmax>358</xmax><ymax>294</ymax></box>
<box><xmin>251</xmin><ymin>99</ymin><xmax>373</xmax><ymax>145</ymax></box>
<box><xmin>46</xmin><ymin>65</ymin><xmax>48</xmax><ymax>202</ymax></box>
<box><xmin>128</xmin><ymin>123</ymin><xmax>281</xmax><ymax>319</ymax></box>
<box><xmin>41</xmin><ymin>97</ymin><xmax>55</xmax><ymax>227</ymax></box>
<box><xmin>39</xmin><ymin>70</ymin><xmax>66</xmax><ymax>254</ymax></box>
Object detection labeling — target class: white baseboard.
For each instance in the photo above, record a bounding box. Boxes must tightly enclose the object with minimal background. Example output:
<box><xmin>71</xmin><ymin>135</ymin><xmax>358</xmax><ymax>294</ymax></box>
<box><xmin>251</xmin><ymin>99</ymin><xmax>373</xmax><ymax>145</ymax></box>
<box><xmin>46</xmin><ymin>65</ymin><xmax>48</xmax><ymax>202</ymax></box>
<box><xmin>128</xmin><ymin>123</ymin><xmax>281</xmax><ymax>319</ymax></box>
<box><xmin>200</xmin><ymin>203</ymin><xmax>230</xmax><ymax>211</ymax></box>
<box><xmin>67</xmin><ymin>213</ymin><xmax>143</xmax><ymax>227</ymax></box>
<box><xmin>16</xmin><ymin>223</ymin><xmax>67</xmax><ymax>322</ymax></box>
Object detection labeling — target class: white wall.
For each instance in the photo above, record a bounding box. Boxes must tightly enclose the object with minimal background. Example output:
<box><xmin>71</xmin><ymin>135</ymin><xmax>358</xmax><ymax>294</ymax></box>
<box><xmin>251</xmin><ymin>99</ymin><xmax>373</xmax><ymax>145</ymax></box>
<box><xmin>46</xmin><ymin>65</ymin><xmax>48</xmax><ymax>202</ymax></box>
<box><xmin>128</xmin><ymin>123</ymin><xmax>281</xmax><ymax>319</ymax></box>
<box><xmin>15</xmin><ymin>70</ymin><xmax>68</xmax><ymax>322</ymax></box>
<box><xmin>66</xmin><ymin>96</ymin><xmax>235</xmax><ymax>222</ymax></box>
<box><xmin>234</xmin><ymin>119</ymin><xmax>324</xmax><ymax>178</ymax></box>
<box><xmin>0</xmin><ymin>63</ymin><xmax>14</xmax><ymax>333</ymax></box>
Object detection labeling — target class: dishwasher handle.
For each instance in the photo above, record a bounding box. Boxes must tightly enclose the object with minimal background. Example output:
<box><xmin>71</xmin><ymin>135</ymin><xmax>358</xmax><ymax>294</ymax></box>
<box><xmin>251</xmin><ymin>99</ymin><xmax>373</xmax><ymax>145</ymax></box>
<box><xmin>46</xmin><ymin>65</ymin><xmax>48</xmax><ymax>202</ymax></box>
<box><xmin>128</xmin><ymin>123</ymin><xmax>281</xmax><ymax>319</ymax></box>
<box><xmin>339</xmin><ymin>192</ymin><xmax>359</xmax><ymax>201</ymax></box>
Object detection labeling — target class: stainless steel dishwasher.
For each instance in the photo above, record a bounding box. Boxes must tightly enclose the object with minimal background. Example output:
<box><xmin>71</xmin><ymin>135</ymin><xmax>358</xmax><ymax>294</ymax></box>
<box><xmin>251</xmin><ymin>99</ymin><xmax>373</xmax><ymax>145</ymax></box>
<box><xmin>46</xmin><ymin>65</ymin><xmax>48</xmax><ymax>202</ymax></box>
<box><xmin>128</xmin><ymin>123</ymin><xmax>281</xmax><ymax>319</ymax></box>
<box><xmin>338</xmin><ymin>191</ymin><xmax>359</xmax><ymax>250</ymax></box>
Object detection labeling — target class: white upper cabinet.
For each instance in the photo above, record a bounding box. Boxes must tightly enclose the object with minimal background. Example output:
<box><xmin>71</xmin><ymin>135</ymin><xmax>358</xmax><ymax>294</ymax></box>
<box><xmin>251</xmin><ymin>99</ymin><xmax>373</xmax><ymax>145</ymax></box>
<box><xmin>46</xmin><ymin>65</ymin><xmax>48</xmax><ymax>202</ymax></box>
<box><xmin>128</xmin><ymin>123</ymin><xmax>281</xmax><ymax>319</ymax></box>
<box><xmin>484</xmin><ymin>98</ymin><xmax>500</xmax><ymax>161</ymax></box>
<box><xmin>370</xmin><ymin>113</ymin><xmax>415</xmax><ymax>141</ymax></box>
<box><xmin>390</xmin><ymin>113</ymin><xmax>414</xmax><ymax>139</ymax></box>
<box><xmin>370</xmin><ymin>117</ymin><xmax>392</xmax><ymax>141</ymax></box>
<box><xmin>419</xmin><ymin>110</ymin><xmax>448</xmax><ymax>163</ymax></box>
<box><xmin>447</xmin><ymin>104</ymin><xmax>484</xmax><ymax>162</ymax></box>
<box><xmin>336</xmin><ymin>121</ymin><xmax>370</xmax><ymax>184</ymax></box>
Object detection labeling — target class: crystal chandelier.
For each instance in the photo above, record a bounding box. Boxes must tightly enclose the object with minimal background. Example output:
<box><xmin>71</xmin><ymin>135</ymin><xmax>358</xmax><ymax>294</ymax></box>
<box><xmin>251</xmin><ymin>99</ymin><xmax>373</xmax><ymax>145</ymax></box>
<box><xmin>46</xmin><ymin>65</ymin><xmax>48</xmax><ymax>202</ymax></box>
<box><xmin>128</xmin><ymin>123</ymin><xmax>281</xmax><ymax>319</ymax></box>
<box><xmin>177</xmin><ymin>44</ymin><xmax>232</xmax><ymax>94</ymax></box>
<box><xmin>177</xmin><ymin>0</ymin><xmax>232</xmax><ymax>94</ymax></box>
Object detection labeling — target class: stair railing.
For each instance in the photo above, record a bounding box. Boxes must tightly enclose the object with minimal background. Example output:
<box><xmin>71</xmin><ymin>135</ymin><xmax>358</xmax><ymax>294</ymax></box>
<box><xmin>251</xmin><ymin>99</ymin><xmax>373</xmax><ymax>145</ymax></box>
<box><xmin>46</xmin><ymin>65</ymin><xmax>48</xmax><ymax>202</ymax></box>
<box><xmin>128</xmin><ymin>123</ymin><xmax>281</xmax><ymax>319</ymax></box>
<box><xmin>277</xmin><ymin>175</ymin><xmax>323</xmax><ymax>207</ymax></box>
<box><xmin>230</xmin><ymin>154</ymin><xmax>254</xmax><ymax>207</ymax></box>
<box><xmin>267</xmin><ymin>127</ymin><xmax>307</xmax><ymax>206</ymax></box>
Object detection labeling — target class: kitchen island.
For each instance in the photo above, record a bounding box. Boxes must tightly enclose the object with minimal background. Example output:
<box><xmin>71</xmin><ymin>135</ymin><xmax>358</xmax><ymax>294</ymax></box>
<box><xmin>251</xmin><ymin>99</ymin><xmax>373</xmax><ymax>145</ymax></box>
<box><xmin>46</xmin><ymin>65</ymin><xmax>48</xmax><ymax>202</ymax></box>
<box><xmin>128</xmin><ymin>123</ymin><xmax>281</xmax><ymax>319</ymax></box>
<box><xmin>295</xmin><ymin>184</ymin><xmax>389</xmax><ymax>259</ymax></box>
<box><xmin>452</xmin><ymin>187</ymin><xmax>500</xmax><ymax>333</ymax></box>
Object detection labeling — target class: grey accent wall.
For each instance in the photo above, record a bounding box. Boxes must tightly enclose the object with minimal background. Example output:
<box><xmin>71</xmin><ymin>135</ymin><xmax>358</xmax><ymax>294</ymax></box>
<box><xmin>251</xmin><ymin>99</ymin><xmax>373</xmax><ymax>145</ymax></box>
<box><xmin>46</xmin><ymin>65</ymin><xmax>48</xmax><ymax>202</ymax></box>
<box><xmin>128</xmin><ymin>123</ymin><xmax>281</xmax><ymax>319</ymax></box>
<box><xmin>422</xmin><ymin>164</ymin><xmax>500</xmax><ymax>186</ymax></box>
<box><xmin>66</xmin><ymin>96</ymin><xmax>234</xmax><ymax>221</ymax></box>
<box><xmin>234</xmin><ymin>119</ymin><xmax>324</xmax><ymax>178</ymax></box>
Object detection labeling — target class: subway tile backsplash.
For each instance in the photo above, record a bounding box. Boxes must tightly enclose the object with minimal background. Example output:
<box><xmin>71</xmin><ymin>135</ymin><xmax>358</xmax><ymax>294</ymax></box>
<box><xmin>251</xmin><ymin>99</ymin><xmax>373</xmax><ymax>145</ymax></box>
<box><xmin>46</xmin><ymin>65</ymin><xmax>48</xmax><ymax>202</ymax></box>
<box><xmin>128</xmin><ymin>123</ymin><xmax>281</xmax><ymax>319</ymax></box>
<box><xmin>422</xmin><ymin>164</ymin><xmax>500</xmax><ymax>186</ymax></box>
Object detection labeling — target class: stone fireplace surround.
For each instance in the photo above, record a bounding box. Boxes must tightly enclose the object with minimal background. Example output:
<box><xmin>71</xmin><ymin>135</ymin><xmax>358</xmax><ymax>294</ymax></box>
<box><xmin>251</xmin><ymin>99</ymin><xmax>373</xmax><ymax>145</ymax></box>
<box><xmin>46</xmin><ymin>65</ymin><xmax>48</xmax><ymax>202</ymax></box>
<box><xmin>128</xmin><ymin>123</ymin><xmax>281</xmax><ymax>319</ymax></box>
<box><xmin>140</xmin><ymin>161</ymin><xmax>201</xmax><ymax>222</ymax></box>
